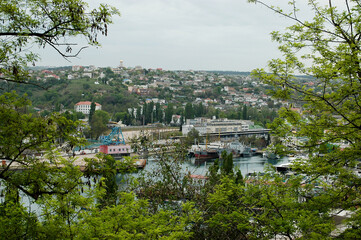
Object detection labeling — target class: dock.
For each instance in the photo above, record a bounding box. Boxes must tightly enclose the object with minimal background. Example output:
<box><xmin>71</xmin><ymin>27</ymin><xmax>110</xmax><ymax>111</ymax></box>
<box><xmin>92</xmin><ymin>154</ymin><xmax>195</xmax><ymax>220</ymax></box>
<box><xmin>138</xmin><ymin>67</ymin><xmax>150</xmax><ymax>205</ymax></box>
<box><xmin>1</xmin><ymin>153</ymin><xmax>146</xmax><ymax>172</ymax></box>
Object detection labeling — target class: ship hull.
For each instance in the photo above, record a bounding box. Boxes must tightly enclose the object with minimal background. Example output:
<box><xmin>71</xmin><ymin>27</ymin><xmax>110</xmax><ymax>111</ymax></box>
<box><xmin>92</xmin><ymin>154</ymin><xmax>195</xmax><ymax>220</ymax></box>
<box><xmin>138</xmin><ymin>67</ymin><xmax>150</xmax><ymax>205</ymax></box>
<box><xmin>194</xmin><ymin>150</ymin><xmax>219</xmax><ymax>160</ymax></box>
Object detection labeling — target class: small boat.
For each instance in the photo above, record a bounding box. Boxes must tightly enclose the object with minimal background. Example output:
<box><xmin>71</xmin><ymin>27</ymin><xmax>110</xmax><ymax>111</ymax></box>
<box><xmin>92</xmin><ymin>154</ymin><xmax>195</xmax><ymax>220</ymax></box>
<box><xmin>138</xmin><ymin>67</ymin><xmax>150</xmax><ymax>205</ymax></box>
<box><xmin>263</xmin><ymin>151</ymin><xmax>280</xmax><ymax>160</ymax></box>
<box><xmin>188</xmin><ymin>144</ymin><xmax>205</xmax><ymax>157</ymax></box>
<box><xmin>242</xmin><ymin>146</ymin><xmax>253</xmax><ymax>157</ymax></box>
<box><xmin>275</xmin><ymin>162</ymin><xmax>292</xmax><ymax>173</ymax></box>
<box><xmin>134</xmin><ymin>158</ymin><xmax>147</xmax><ymax>169</ymax></box>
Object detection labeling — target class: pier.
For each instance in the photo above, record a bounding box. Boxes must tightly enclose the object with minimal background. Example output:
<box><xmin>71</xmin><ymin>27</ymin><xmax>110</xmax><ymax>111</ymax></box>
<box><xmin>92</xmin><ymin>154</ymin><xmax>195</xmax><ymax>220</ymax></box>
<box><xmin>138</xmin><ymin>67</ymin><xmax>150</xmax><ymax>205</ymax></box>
<box><xmin>1</xmin><ymin>153</ymin><xmax>146</xmax><ymax>173</ymax></box>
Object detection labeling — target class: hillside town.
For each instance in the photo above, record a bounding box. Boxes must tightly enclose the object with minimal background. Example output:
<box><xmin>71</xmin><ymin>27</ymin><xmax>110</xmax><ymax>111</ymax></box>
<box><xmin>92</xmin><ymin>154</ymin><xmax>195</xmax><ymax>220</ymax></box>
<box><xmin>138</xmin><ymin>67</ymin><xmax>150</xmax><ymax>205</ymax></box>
<box><xmin>28</xmin><ymin>61</ymin><xmax>285</xmax><ymax>110</ymax></box>
<box><xmin>3</xmin><ymin>1</ymin><xmax>361</xmax><ymax>239</ymax></box>
<box><xmin>21</xmin><ymin>61</ymin><xmax>310</xmax><ymax>131</ymax></box>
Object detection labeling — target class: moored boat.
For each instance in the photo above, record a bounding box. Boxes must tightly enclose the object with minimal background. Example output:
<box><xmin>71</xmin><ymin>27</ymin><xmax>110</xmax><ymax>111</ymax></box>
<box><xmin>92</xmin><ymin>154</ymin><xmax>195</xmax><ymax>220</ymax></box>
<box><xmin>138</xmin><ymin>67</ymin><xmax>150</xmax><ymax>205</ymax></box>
<box><xmin>194</xmin><ymin>149</ymin><xmax>219</xmax><ymax>160</ymax></box>
<box><xmin>190</xmin><ymin>141</ymin><xmax>247</xmax><ymax>159</ymax></box>
<box><xmin>134</xmin><ymin>158</ymin><xmax>147</xmax><ymax>169</ymax></box>
<box><xmin>242</xmin><ymin>146</ymin><xmax>253</xmax><ymax>157</ymax></box>
<box><xmin>217</xmin><ymin>141</ymin><xmax>245</xmax><ymax>158</ymax></box>
<box><xmin>263</xmin><ymin>151</ymin><xmax>280</xmax><ymax>160</ymax></box>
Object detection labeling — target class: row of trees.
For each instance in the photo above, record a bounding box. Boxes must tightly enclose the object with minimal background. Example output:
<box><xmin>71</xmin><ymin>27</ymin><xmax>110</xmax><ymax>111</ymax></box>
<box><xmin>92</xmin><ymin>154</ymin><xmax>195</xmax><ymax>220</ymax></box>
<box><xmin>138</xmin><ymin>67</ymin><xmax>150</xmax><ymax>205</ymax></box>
<box><xmin>61</xmin><ymin>100</ymin><xmax>278</xmax><ymax>133</ymax></box>
<box><xmin>127</xmin><ymin>101</ymin><xmax>278</xmax><ymax>127</ymax></box>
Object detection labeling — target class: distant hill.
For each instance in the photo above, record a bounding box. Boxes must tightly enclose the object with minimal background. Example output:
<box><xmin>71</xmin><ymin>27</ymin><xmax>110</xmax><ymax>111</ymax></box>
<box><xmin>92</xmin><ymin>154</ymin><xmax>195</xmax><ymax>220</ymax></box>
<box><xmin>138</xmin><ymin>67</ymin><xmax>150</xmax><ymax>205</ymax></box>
<box><xmin>206</xmin><ymin>71</ymin><xmax>251</xmax><ymax>76</ymax></box>
<box><xmin>29</xmin><ymin>66</ymin><xmax>72</xmax><ymax>71</ymax></box>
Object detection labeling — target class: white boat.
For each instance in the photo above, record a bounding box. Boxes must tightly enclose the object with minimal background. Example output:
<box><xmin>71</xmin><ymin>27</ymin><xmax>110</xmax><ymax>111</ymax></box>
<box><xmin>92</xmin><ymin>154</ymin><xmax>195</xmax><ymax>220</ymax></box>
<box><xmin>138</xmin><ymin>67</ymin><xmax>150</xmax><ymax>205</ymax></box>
<box><xmin>275</xmin><ymin>162</ymin><xmax>292</xmax><ymax>173</ymax></box>
<box><xmin>263</xmin><ymin>151</ymin><xmax>280</xmax><ymax>160</ymax></box>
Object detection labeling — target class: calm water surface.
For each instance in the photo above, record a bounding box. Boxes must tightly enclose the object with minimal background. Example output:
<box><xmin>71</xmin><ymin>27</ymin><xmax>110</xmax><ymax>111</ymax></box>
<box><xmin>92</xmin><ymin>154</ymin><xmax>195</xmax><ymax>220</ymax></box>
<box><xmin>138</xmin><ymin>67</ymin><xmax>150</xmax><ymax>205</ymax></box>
<box><xmin>141</xmin><ymin>155</ymin><xmax>289</xmax><ymax>177</ymax></box>
<box><xmin>21</xmin><ymin>155</ymin><xmax>288</xmax><ymax>212</ymax></box>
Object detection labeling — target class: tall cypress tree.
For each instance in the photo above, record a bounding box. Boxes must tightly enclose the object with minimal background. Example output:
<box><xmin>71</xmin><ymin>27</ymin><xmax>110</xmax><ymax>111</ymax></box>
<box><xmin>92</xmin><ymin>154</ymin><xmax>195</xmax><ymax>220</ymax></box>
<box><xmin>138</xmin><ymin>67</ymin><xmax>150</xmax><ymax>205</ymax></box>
<box><xmin>184</xmin><ymin>103</ymin><xmax>194</xmax><ymax>120</ymax></box>
<box><xmin>242</xmin><ymin>105</ymin><xmax>248</xmax><ymax>120</ymax></box>
<box><xmin>88</xmin><ymin>102</ymin><xmax>96</xmax><ymax>123</ymax></box>
<box><xmin>155</xmin><ymin>103</ymin><xmax>165</xmax><ymax>123</ymax></box>
<box><xmin>165</xmin><ymin>103</ymin><xmax>174</xmax><ymax>124</ymax></box>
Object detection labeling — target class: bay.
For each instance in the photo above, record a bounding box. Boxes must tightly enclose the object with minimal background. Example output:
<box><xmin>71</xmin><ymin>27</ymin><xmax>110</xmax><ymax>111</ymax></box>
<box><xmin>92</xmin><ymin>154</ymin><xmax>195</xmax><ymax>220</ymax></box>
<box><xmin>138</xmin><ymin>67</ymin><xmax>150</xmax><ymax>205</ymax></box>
<box><xmin>138</xmin><ymin>155</ymin><xmax>289</xmax><ymax>178</ymax></box>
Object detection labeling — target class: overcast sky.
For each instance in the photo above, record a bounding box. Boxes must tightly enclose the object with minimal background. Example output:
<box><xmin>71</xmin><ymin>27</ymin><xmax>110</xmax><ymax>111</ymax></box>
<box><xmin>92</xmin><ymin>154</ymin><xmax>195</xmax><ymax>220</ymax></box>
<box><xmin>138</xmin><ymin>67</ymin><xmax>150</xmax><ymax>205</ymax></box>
<box><xmin>36</xmin><ymin>0</ymin><xmax>311</xmax><ymax>71</ymax></box>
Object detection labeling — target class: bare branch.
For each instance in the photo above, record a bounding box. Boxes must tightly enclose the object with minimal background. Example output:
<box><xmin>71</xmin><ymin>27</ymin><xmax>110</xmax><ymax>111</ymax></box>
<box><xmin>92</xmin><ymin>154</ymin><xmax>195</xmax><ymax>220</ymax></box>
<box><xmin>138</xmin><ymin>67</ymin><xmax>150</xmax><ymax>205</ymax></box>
<box><xmin>0</xmin><ymin>76</ymin><xmax>48</xmax><ymax>89</ymax></box>
<box><xmin>252</xmin><ymin>0</ymin><xmax>344</xmax><ymax>40</ymax></box>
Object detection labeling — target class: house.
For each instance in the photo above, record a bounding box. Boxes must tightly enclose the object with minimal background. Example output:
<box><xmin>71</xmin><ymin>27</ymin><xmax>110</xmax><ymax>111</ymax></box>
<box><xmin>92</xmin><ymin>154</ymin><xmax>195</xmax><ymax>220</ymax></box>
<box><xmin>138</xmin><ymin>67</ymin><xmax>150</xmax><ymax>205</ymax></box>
<box><xmin>72</xmin><ymin>65</ymin><xmax>83</xmax><ymax>71</ymax></box>
<box><xmin>194</xmin><ymin>89</ymin><xmax>206</xmax><ymax>95</ymax></box>
<box><xmin>74</xmin><ymin>101</ymin><xmax>101</xmax><ymax>114</ymax></box>
<box><xmin>44</xmin><ymin>74</ymin><xmax>60</xmax><ymax>80</ymax></box>
<box><xmin>128</xmin><ymin>86</ymin><xmax>135</xmax><ymax>93</ymax></box>
<box><xmin>136</xmin><ymin>88</ymin><xmax>150</xmax><ymax>96</ymax></box>
<box><xmin>82</xmin><ymin>72</ymin><xmax>92</xmax><ymax>78</ymax></box>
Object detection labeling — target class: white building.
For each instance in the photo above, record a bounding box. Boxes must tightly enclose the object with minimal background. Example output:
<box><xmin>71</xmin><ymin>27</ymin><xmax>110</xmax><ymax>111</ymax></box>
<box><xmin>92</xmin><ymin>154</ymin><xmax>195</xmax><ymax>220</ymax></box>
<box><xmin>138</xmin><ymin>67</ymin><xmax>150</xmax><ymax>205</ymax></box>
<box><xmin>181</xmin><ymin>124</ymin><xmax>207</xmax><ymax>136</ymax></box>
<box><xmin>182</xmin><ymin>118</ymin><xmax>254</xmax><ymax>136</ymax></box>
<box><xmin>74</xmin><ymin>101</ymin><xmax>101</xmax><ymax>115</ymax></box>
<box><xmin>82</xmin><ymin>72</ymin><xmax>92</xmax><ymax>78</ymax></box>
<box><xmin>112</xmin><ymin>68</ymin><xmax>122</xmax><ymax>74</ymax></box>
<box><xmin>72</xmin><ymin>65</ymin><xmax>83</xmax><ymax>71</ymax></box>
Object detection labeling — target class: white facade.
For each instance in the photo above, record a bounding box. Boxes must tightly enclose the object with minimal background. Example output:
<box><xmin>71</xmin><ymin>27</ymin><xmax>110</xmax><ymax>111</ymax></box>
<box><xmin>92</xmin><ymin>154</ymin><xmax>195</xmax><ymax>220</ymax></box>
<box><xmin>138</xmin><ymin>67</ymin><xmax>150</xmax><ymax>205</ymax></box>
<box><xmin>182</xmin><ymin>124</ymin><xmax>207</xmax><ymax>136</ymax></box>
<box><xmin>72</xmin><ymin>65</ymin><xmax>83</xmax><ymax>71</ymax></box>
<box><xmin>74</xmin><ymin>101</ymin><xmax>101</xmax><ymax>115</ymax></box>
<box><xmin>82</xmin><ymin>72</ymin><xmax>92</xmax><ymax>78</ymax></box>
<box><xmin>182</xmin><ymin>118</ymin><xmax>254</xmax><ymax>136</ymax></box>
<box><xmin>182</xmin><ymin>125</ymin><xmax>194</xmax><ymax>136</ymax></box>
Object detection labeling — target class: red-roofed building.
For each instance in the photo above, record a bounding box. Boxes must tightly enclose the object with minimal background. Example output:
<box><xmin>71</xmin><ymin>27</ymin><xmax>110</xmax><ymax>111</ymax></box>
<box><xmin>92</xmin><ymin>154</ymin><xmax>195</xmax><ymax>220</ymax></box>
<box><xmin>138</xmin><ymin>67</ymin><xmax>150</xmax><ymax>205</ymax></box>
<box><xmin>44</xmin><ymin>74</ymin><xmax>60</xmax><ymax>80</ymax></box>
<box><xmin>74</xmin><ymin>101</ymin><xmax>101</xmax><ymax>114</ymax></box>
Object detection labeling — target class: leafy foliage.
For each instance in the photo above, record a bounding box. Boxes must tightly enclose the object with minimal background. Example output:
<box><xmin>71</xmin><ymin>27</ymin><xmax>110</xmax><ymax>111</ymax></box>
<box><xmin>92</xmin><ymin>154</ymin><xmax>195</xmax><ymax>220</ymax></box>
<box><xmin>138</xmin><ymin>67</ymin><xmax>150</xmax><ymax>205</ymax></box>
<box><xmin>0</xmin><ymin>92</ymin><xmax>85</xmax><ymax>200</ymax></box>
<box><xmin>89</xmin><ymin>110</ymin><xmax>110</xmax><ymax>139</ymax></box>
<box><xmin>0</xmin><ymin>0</ymin><xmax>119</xmax><ymax>84</ymax></box>
<box><xmin>250</xmin><ymin>0</ymin><xmax>361</xmax><ymax>237</ymax></box>
<box><xmin>77</xmin><ymin>192</ymin><xmax>200</xmax><ymax>240</ymax></box>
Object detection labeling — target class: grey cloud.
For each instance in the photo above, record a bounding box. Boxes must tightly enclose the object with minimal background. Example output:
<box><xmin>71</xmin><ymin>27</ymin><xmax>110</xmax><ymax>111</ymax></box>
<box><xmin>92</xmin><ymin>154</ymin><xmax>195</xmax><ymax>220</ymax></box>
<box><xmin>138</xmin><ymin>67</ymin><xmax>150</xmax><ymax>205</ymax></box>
<box><xmin>35</xmin><ymin>0</ymin><xmax>305</xmax><ymax>71</ymax></box>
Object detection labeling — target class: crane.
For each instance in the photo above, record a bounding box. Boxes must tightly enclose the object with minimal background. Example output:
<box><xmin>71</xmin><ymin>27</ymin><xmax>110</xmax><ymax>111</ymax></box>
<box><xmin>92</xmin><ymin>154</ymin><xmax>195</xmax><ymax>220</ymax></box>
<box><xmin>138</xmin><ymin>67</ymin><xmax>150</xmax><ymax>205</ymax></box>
<box><xmin>99</xmin><ymin>126</ymin><xmax>131</xmax><ymax>156</ymax></box>
<box><xmin>99</xmin><ymin>126</ymin><xmax>126</xmax><ymax>145</ymax></box>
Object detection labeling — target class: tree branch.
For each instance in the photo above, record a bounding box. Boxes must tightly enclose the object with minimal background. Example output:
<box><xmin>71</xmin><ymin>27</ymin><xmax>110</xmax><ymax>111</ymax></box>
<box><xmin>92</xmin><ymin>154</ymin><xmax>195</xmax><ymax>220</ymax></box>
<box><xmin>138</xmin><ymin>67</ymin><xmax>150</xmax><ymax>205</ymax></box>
<box><xmin>0</xmin><ymin>32</ymin><xmax>55</xmax><ymax>38</ymax></box>
<box><xmin>0</xmin><ymin>76</ymin><xmax>48</xmax><ymax>89</ymax></box>
<box><xmin>252</xmin><ymin>0</ymin><xmax>343</xmax><ymax>40</ymax></box>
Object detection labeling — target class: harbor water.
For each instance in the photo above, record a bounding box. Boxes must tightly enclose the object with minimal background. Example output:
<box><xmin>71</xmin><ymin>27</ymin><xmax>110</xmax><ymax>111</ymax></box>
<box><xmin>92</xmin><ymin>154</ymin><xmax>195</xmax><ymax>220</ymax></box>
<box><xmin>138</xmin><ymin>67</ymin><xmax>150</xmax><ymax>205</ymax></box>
<box><xmin>142</xmin><ymin>155</ymin><xmax>289</xmax><ymax>178</ymax></box>
<box><xmin>17</xmin><ymin>154</ymin><xmax>288</xmax><ymax>213</ymax></box>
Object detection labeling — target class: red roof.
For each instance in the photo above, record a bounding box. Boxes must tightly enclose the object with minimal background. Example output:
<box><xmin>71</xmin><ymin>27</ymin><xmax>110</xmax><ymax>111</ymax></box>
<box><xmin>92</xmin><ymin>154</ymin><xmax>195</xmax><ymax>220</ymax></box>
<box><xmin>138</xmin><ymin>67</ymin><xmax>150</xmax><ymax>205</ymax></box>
<box><xmin>190</xmin><ymin>174</ymin><xmax>208</xmax><ymax>180</ymax></box>
<box><xmin>75</xmin><ymin>101</ymin><xmax>101</xmax><ymax>106</ymax></box>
